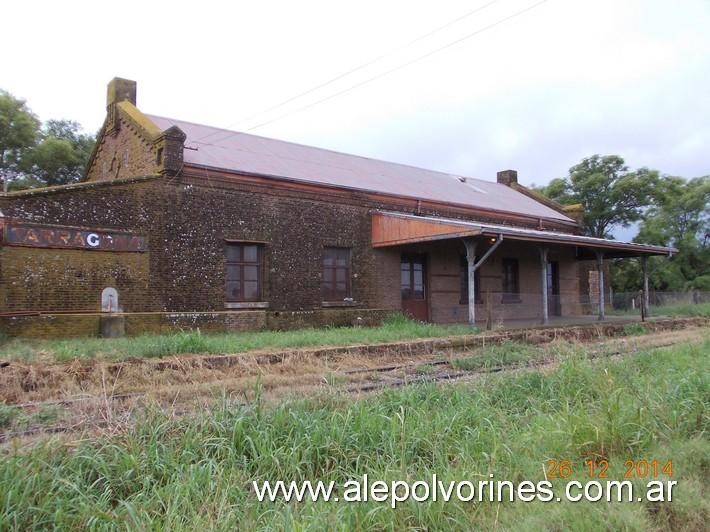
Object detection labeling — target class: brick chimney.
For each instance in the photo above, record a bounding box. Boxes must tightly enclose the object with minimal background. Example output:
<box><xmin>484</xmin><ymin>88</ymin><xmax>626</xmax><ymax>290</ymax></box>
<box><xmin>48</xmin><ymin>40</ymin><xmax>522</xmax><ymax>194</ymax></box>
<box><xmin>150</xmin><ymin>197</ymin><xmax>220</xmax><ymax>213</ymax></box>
<box><xmin>496</xmin><ymin>169</ymin><xmax>518</xmax><ymax>186</ymax></box>
<box><xmin>106</xmin><ymin>77</ymin><xmax>137</xmax><ymax>110</ymax></box>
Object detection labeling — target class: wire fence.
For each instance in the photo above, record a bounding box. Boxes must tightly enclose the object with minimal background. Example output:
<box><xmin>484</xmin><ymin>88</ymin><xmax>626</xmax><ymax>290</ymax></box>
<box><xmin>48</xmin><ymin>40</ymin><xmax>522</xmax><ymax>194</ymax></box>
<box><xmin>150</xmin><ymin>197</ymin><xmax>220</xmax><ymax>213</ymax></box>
<box><xmin>607</xmin><ymin>290</ymin><xmax>710</xmax><ymax>314</ymax></box>
<box><xmin>466</xmin><ymin>290</ymin><xmax>708</xmax><ymax>328</ymax></box>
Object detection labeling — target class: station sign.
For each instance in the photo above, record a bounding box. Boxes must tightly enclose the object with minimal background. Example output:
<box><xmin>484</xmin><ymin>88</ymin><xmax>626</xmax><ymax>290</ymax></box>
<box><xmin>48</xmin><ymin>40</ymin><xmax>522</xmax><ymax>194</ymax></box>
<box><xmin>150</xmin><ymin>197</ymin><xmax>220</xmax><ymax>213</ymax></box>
<box><xmin>2</xmin><ymin>221</ymin><xmax>147</xmax><ymax>252</ymax></box>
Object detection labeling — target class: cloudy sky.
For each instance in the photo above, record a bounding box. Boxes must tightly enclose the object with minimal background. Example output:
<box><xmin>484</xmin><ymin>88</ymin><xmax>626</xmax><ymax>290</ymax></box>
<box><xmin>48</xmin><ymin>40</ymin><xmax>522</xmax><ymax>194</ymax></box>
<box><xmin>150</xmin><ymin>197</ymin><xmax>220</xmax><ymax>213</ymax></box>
<box><xmin>2</xmin><ymin>0</ymin><xmax>709</xmax><ymax>191</ymax></box>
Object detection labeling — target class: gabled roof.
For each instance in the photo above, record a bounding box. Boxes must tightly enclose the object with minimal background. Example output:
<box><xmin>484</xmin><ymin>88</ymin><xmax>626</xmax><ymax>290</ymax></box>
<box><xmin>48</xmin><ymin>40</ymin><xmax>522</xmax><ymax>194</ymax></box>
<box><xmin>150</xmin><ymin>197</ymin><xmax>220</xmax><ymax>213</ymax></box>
<box><xmin>147</xmin><ymin>114</ymin><xmax>574</xmax><ymax>224</ymax></box>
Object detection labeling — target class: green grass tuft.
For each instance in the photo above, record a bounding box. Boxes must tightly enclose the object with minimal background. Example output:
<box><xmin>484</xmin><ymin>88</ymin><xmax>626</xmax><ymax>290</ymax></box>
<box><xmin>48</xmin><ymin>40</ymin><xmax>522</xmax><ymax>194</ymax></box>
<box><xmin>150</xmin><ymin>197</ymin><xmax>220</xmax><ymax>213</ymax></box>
<box><xmin>452</xmin><ymin>341</ymin><xmax>542</xmax><ymax>371</ymax></box>
<box><xmin>0</xmin><ymin>313</ymin><xmax>479</xmax><ymax>362</ymax></box>
<box><xmin>651</xmin><ymin>302</ymin><xmax>710</xmax><ymax>318</ymax></box>
<box><xmin>0</xmin><ymin>404</ymin><xmax>20</xmax><ymax>429</ymax></box>
<box><xmin>622</xmin><ymin>322</ymin><xmax>648</xmax><ymax>336</ymax></box>
<box><xmin>1</xmin><ymin>339</ymin><xmax>707</xmax><ymax>529</ymax></box>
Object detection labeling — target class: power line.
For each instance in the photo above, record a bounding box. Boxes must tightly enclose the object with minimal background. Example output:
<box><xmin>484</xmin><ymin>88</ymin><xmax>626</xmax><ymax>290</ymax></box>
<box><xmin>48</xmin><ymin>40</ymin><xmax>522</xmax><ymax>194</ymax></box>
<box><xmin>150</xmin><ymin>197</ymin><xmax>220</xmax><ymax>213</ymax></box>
<box><xmin>194</xmin><ymin>0</ymin><xmax>504</xmax><ymax>142</ymax></box>
<box><xmin>203</xmin><ymin>0</ymin><xmax>550</xmax><ymax>143</ymax></box>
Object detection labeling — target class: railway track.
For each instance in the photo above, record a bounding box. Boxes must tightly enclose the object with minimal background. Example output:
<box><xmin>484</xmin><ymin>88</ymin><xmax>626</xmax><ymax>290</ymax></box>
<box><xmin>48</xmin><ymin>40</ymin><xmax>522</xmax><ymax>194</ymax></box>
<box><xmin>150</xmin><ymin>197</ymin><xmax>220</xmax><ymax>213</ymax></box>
<box><xmin>347</xmin><ymin>342</ymin><xmax>678</xmax><ymax>393</ymax></box>
<box><xmin>1</xmin><ymin>338</ymin><xmax>688</xmax><ymax>443</ymax></box>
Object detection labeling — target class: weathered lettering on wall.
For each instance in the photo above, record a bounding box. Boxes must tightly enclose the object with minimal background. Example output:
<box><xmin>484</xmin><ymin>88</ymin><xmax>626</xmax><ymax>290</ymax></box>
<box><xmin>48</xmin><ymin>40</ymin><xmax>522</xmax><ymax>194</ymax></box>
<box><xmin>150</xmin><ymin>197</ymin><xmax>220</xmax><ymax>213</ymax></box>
<box><xmin>2</xmin><ymin>222</ymin><xmax>147</xmax><ymax>252</ymax></box>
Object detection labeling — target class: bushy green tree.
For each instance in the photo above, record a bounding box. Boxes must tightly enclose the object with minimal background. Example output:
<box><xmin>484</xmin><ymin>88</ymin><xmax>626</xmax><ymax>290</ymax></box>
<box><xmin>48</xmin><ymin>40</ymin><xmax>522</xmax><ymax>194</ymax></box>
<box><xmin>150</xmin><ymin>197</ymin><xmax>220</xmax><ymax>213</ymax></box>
<box><xmin>537</xmin><ymin>155</ymin><xmax>658</xmax><ymax>238</ymax></box>
<box><xmin>18</xmin><ymin>120</ymin><xmax>95</xmax><ymax>188</ymax></box>
<box><xmin>0</xmin><ymin>90</ymin><xmax>40</xmax><ymax>190</ymax></box>
<box><xmin>0</xmin><ymin>89</ymin><xmax>95</xmax><ymax>191</ymax></box>
<box><xmin>631</xmin><ymin>176</ymin><xmax>709</xmax><ymax>291</ymax></box>
<box><xmin>536</xmin><ymin>155</ymin><xmax>708</xmax><ymax>292</ymax></box>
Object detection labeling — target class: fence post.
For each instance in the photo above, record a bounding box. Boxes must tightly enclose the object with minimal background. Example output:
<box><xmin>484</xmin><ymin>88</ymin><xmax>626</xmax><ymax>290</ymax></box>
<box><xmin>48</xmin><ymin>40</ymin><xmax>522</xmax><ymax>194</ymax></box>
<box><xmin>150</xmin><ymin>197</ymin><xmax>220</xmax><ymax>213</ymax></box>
<box><xmin>641</xmin><ymin>256</ymin><xmax>650</xmax><ymax>314</ymax></box>
<box><xmin>485</xmin><ymin>289</ymin><xmax>492</xmax><ymax>330</ymax></box>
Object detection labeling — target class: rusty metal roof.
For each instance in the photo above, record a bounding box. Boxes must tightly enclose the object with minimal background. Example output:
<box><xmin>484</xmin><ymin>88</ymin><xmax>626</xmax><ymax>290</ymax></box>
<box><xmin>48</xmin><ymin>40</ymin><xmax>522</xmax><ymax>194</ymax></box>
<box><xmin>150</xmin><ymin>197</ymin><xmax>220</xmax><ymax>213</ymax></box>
<box><xmin>374</xmin><ymin>211</ymin><xmax>677</xmax><ymax>257</ymax></box>
<box><xmin>148</xmin><ymin>114</ymin><xmax>574</xmax><ymax>223</ymax></box>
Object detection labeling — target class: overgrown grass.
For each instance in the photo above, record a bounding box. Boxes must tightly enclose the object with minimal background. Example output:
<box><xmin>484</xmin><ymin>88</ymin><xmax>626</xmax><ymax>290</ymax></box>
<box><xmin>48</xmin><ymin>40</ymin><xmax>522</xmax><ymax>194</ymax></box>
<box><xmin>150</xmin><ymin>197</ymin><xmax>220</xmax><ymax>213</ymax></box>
<box><xmin>1</xmin><ymin>305</ymin><xmax>707</xmax><ymax>363</ymax></box>
<box><xmin>452</xmin><ymin>341</ymin><xmax>542</xmax><ymax>370</ymax></box>
<box><xmin>0</xmin><ymin>404</ymin><xmax>63</xmax><ymax>433</ymax></box>
<box><xmin>0</xmin><ymin>404</ymin><xmax>20</xmax><ymax>430</ymax></box>
<box><xmin>1</xmin><ymin>340</ymin><xmax>707</xmax><ymax>530</ymax></box>
<box><xmin>0</xmin><ymin>314</ymin><xmax>476</xmax><ymax>362</ymax></box>
<box><xmin>622</xmin><ymin>322</ymin><xmax>648</xmax><ymax>336</ymax></box>
<box><xmin>608</xmin><ymin>302</ymin><xmax>710</xmax><ymax>318</ymax></box>
<box><xmin>651</xmin><ymin>302</ymin><xmax>710</xmax><ymax>318</ymax></box>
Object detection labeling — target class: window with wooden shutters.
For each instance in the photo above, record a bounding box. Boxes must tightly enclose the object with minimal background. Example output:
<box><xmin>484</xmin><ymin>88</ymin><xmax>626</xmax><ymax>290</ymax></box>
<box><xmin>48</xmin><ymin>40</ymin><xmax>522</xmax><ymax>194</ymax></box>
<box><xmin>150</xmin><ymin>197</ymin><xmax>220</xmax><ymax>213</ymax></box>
<box><xmin>225</xmin><ymin>243</ymin><xmax>262</xmax><ymax>302</ymax></box>
<box><xmin>322</xmin><ymin>247</ymin><xmax>351</xmax><ymax>301</ymax></box>
<box><xmin>501</xmin><ymin>258</ymin><xmax>520</xmax><ymax>302</ymax></box>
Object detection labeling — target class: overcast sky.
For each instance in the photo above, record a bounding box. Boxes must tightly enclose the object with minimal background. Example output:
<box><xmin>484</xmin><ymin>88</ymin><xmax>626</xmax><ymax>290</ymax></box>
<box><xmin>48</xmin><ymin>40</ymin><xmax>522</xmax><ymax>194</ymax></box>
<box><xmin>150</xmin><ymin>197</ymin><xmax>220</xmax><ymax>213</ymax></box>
<box><xmin>2</xmin><ymin>0</ymin><xmax>709</xmax><ymax>191</ymax></box>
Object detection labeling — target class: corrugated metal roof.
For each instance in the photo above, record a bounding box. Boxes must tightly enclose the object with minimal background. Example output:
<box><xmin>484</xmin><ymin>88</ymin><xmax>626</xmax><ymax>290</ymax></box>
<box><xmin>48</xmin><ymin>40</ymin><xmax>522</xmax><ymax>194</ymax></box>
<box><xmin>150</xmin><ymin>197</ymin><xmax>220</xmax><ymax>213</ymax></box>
<box><xmin>375</xmin><ymin>211</ymin><xmax>676</xmax><ymax>256</ymax></box>
<box><xmin>147</xmin><ymin>114</ymin><xmax>574</xmax><ymax>223</ymax></box>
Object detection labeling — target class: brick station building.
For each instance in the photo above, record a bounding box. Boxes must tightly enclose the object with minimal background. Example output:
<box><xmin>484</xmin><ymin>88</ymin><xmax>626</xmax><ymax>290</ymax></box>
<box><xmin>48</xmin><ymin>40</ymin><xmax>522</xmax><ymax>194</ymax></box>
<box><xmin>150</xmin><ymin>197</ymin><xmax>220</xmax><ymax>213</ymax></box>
<box><xmin>0</xmin><ymin>78</ymin><xmax>674</xmax><ymax>337</ymax></box>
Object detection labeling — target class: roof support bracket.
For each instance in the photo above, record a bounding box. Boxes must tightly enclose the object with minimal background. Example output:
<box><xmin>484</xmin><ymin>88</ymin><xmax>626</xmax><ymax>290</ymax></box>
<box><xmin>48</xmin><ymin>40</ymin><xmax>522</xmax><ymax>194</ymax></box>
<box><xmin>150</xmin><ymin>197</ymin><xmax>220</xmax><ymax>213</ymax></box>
<box><xmin>464</xmin><ymin>234</ymin><xmax>503</xmax><ymax>326</ymax></box>
<box><xmin>471</xmin><ymin>234</ymin><xmax>503</xmax><ymax>273</ymax></box>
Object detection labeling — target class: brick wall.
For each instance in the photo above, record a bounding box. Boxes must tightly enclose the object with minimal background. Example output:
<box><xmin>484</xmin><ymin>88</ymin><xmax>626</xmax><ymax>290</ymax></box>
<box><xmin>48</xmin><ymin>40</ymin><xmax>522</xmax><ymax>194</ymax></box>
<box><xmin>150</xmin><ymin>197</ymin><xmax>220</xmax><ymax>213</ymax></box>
<box><xmin>0</xmin><ymin>246</ymin><xmax>150</xmax><ymax>312</ymax></box>
<box><xmin>579</xmin><ymin>260</ymin><xmax>611</xmax><ymax>313</ymax></box>
<box><xmin>0</xmin><ymin>308</ymin><xmax>393</xmax><ymax>338</ymax></box>
<box><xmin>85</xmin><ymin>117</ymin><xmax>160</xmax><ymax>182</ymax></box>
<box><xmin>554</xmin><ymin>247</ymin><xmax>582</xmax><ymax>316</ymax></box>
<box><xmin>0</xmin><ymin>176</ymin><xmax>401</xmax><ymax>334</ymax></box>
<box><xmin>418</xmin><ymin>240</ymin><xmax>582</xmax><ymax>324</ymax></box>
<box><xmin>0</xmin><ymin>172</ymin><xmax>582</xmax><ymax>337</ymax></box>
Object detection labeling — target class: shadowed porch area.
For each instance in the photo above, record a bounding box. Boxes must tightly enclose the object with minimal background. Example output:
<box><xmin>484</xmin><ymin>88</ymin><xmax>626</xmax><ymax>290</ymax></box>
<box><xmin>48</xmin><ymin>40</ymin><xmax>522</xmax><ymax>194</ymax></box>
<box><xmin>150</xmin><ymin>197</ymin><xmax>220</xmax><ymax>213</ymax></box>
<box><xmin>372</xmin><ymin>211</ymin><xmax>677</xmax><ymax>326</ymax></box>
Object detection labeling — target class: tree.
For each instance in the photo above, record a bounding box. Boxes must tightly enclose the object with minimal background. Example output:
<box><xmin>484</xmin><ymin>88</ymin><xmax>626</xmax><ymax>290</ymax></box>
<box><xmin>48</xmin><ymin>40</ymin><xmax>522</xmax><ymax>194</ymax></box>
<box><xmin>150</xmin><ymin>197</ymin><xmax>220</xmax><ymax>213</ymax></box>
<box><xmin>638</xmin><ymin>176</ymin><xmax>709</xmax><ymax>247</ymax></box>
<box><xmin>610</xmin><ymin>175</ymin><xmax>709</xmax><ymax>292</ymax></box>
<box><xmin>537</xmin><ymin>155</ymin><xmax>658</xmax><ymax>238</ymax></box>
<box><xmin>535</xmin><ymin>154</ymin><xmax>708</xmax><ymax>293</ymax></box>
<box><xmin>1</xmin><ymin>89</ymin><xmax>95</xmax><ymax>191</ymax></box>
<box><xmin>637</xmin><ymin>176</ymin><xmax>709</xmax><ymax>291</ymax></box>
<box><xmin>18</xmin><ymin>120</ymin><xmax>95</xmax><ymax>188</ymax></box>
<box><xmin>534</xmin><ymin>176</ymin><xmax>575</xmax><ymax>205</ymax></box>
<box><xmin>0</xmin><ymin>89</ymin><xmax>40</xmax><ymax>191</ymax></box>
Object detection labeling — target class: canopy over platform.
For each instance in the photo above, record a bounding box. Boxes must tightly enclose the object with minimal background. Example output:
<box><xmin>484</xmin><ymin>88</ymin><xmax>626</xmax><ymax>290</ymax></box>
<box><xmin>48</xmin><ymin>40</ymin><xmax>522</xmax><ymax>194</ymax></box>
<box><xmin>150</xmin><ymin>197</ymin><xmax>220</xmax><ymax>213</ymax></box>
<box><xmin>372</xmin><ymin>211</ymin><xmax>674</xmax><ymax>325</ymax></box>
<box><xmin>371</xmin><ymin>211</ymin><xmax>676</xmax><ymax>258</ymax></box>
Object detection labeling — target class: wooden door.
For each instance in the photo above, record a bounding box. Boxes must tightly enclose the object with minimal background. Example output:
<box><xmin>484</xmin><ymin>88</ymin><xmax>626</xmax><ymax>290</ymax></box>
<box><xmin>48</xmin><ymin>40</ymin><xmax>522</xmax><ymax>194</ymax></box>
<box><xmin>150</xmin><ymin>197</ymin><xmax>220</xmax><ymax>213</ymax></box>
<box><xmin>401</xmin><ymin>254</ymin><xmax>428</xmax><ymax>322</ymax></box>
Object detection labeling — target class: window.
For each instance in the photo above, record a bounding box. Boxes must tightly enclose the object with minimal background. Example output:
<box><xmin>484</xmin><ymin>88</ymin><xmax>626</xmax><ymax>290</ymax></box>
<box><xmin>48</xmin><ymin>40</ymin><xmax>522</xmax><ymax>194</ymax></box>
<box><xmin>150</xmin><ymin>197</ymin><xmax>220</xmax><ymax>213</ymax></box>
<box><xmin>459</xmin><ymin>256</ymin><xmax>482</xmax><ymax>304</ymax></box>
<box><xmin>401</xmin><ymin>255</ymin><xmax>425</xmax><ymax>300</ymax></box>
<box><xmin>322</xmin><ymin>247</ymin><xmax>351</xmax><ymax>301</ymax></box>
<box><xmin>225</xmin><ymin>243</ymin><xmax>262</xmax><ymax>302</ymax></box>
<box><xmin>501</xmin><ymin>258</ymin><xmax>520</xmax><ymax>302</ymax></box>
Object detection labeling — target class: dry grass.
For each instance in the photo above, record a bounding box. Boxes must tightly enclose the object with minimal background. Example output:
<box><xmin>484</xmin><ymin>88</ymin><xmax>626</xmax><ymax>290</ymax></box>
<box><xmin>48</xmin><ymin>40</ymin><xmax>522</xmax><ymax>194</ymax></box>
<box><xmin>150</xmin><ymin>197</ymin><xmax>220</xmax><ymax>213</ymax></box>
<box><xmin>2</xmin><ymin>336</ymin><xmax>708</xmax><ymax>530</ymax></box>
<box><xmin>1</xmin><ymin>327</ymin><xmax>707</xmax><ymax>446</ymax></box>
<box><xmin>2</xmin><ymin>327</ymin><xmax>706</xmax><ymax>406</ymax></box>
